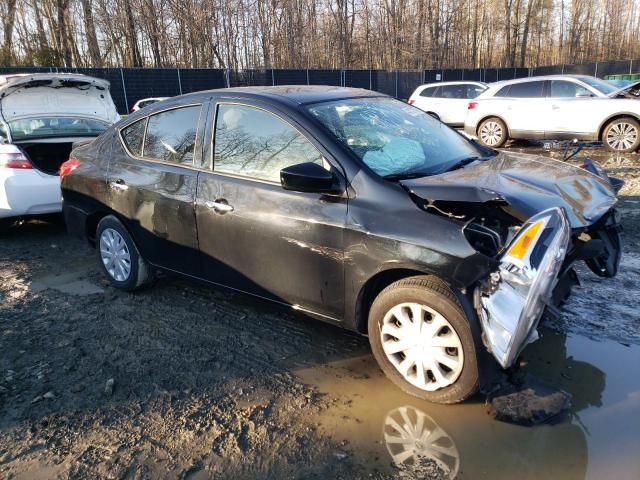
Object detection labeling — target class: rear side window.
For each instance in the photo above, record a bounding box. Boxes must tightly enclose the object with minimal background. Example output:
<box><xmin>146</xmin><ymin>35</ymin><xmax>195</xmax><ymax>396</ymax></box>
<box><xmin>143</xmin><ymin>105</ymin><xmax>201</xmax><ymax>165</ymax></box>
<box><xmin>121</xmin><ymin>118</ymin><xmax>146</xmax><ymax>157</ymax></box>
<box><xmin>495</xmin><ymin>86</ymin><xmax>511</xmax><ymax>97</ymax></box>
<box><xmin>420</xmin><ymin>87</ymin><xmax>437</xmax><ymax>97</ymax></box>
<box><xmin>213</xmin><ymin>104</ymin><xmax>323</xmax><ymax>182</ymax></box>
<box><xmin>506</xmin><ymin>81</ymin><xmax>545</xmax><ymax>98</ymax></box>
<box><xmin>439</xmin><ymin>85</ymin><xmax>468</xmax><ymax>99</ymax></box>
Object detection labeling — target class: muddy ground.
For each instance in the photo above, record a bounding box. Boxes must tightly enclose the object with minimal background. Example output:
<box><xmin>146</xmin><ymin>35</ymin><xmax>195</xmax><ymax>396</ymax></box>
<box><xmin>1</xmin><ymin>144</ymin><xmax>639</xmax><ymax>479</ymax></box>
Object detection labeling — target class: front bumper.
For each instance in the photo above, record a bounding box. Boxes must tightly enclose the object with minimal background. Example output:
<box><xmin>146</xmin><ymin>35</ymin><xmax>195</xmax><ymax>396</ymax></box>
<box><xmin>476</xmin><ymin>207</ymin><xmax>571</xmax><ymax>368</ymax></box>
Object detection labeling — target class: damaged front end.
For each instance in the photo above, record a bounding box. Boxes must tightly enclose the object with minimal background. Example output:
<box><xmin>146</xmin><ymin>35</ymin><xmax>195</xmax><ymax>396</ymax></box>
<box><xmin>475</xmin><ymin>208</ymin><xmax>571</xmax><ymax>368</ymax></box>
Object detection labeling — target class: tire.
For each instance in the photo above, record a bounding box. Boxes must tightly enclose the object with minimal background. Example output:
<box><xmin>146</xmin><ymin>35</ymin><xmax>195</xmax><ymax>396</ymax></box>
<box><xmin>368</xmin><ymin>276</ymin><xmax>480</xmax><ymax>404</ymax></box>
<box><xmin>602</xmin><ymin>117</ymin><xmax>640</xmax><ymax>153</ymax></box>
<box><xmin>96</xmin><ymin>215</ymin><xmax>152</xmax><ymax>291</ymax></box>
<box><xmin>477</xmin><ymin>117</ymin><xmax>508</xmax><ymax>148</ymax></box>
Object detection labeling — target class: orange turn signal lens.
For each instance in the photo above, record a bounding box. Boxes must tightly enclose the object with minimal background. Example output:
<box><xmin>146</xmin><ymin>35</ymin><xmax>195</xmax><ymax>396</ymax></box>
<box><xmin>507</xmin><ymin>220</ymin><xmax>543</xmax><ymax>260</ymax></box>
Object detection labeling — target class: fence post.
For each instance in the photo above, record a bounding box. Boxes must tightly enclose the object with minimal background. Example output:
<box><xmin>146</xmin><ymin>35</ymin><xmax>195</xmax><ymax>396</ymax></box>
<box><xmin>630</xmin><ymin>60</ymin><xmax>633</xmax><ymax>74</ymax></box>
<box><xmin>369</xmin><ymin>69</ymin><xmax>372</xmax><ymax>90</ymax></box>
<box><xmin>120</xmin><ymin>68</ymin><xmax>129</xmax><ymax>112</ymax></box>
<box><xmin>306</xmin><ymin>69</ymin><xmax>309</xmax><ymax>85</ymax></box>
<box><xmin>594</xmin><ymin>62</ymin><xmax>598</xmax><ymax>77</ymax></box>
<box><xmin>271</xmin><ymin>69</ymin><xmax>275</xmax><ymax>86</ymax></box>
<box><xmin>177</xmin><ymin>68</ymin><xmax>183</xmax><ymax>95</ymax></box>
<box><xmin>395</xmin><ymin>70</ymin><xmax>398</xmax><ymax>98</ymax></box>
<box><xmin>225</xmin><ymin>69</ymin><xmax>230</xmax><ymax>88</ymax></box>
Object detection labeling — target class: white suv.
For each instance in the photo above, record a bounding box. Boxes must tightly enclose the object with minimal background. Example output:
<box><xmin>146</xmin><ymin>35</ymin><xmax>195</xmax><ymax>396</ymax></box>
<box><xmin>464</xmin><ymin>75</ymin><xmax>640</xmax><ymax>152</ymax></box>
<box><xmin>409</xmin><ymin>81</ymin><xmax>487</xmax><ymax>127</ymax></box>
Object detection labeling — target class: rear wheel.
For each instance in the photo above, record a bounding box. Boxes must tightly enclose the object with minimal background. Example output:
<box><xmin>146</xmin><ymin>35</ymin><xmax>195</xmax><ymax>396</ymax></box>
<box><xmin>368</xmin><ymin>276</ymin><xmax>480</xmax><ymax>404</ymax></box>
<box><xmin>603</xmin><ymin>117</ymin><xmax>640</xmax><ymax>152</ymax></box>
<box><xmin>478</xmin><ymin>117</ymin><xmax>508</xmax><ymax>148</ymax></box>
<box><xmin>96</xmin><ymin>215</ymin><xmax>152</xmax><ymax>291</ymax></box>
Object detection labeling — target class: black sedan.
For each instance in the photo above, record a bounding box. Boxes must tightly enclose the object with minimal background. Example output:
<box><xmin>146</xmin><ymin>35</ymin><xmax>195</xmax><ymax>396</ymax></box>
<box><xmin>61</xmin><ymin>86</ymin><xmax>621</xmax><ymax>403</ymax></box>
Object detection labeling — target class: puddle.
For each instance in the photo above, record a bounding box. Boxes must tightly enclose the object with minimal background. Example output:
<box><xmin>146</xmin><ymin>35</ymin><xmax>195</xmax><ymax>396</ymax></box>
<box><xmin>296</xmin><ymin>329</ymin><xmax>640</xmax><ymax>479</ymax></box>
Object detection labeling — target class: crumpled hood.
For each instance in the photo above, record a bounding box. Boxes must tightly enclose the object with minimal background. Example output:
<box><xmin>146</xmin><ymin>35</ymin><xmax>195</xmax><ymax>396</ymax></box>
<box><xmin>400</xmin><ymin>152</ymin><xmax>617</xmax><ymax>228</ymax></box>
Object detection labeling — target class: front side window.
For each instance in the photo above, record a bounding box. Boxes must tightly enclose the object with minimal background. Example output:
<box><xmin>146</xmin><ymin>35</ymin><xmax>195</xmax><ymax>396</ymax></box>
<box><xmin>507</xmin><ymin>81</ymin><xmax>545</xmax><ymax>98</ymax></box>
<box><xmin>307</xmin><ymin>97</ymin><xmax>484</xmax><ymax>178</ymax></box>
<box><xmin>549</xmin><ymin>80</ymin><xmax>592</xmax><ymax>98</ymax></box>
<box><xmin>440</xmin><ymin>84</ymin><xmax>468</xmax><ymax>99</ymax></box>
<box><xmin>213</xmin><ymin>104</ymin><xmax>323</xmax><ymax>182</ymax></box>
<box><xmin>121</xmin><ymin>118</ymin><xmax>146</xmax><ymax>156</ymax></box>
<box><xmin>143</xmin><ymin>105</ymin><xmax>201</xmax><ymax>165</ymax></box>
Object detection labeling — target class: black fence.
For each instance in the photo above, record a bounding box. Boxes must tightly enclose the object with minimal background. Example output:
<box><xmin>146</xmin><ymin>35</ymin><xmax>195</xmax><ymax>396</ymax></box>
<box><xmin>2</xmin><ymin>59</ymin><xmax>639</xmax><ymax>114</ymax></box>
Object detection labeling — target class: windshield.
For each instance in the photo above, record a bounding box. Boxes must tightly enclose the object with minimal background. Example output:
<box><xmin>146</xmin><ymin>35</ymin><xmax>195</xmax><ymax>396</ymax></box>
<box><xmin>577</xmin><ymin>76</ymin><xmax>618</xmax><ymax>95</ymax></box>
<box><xmin>306</xmin><ymin>97</ymin><xmax>484</xmax><ymax>178</ymax></box>
<box><xmin>8</xmin><ymin>117</ymin><xmax>109</xmax><ymax>141</ymax></box>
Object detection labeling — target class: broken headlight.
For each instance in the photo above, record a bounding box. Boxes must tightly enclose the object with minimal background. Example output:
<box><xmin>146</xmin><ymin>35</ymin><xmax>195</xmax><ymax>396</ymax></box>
<box><xmin>478</xmin><ymin>207</ymin><xmax>571</xmax><ymax>368</ymax></box>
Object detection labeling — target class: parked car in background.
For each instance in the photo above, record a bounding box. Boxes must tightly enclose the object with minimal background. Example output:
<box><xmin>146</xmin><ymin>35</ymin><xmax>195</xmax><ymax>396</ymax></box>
<box><xmin>465</xmin><ymin>75</ymin><xmax>640</xmax><ymax>151</ymax></box>
<box><xmin>131</xmin><ymin>97</ymin><xmax>170</xmax><ymax>112</ymax></box>
<box><xmin>408</xmin><ymin>81</ymin><xmax>487</xmax><ymax>127</ymax></box>
<box><xmin>61</xmin><ymin>86</ymin><xmax>621</xmax><ymax>404</ymax></box>
<box><xmin>0</xmin><ymin>73</ymin><xmax>120</xmax><ymax>232</ymax></box>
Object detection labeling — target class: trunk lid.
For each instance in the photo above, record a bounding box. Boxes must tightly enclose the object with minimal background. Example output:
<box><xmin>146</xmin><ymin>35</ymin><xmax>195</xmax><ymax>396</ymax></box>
<box><xmin>400</xmin><ymin>152</ymin><xmax>617</xmax><ymax>228</ymax></box>
<box><xmin>0</xmin><ymin>73</ymin><xmax>120</xmax><ymax>124</ymax></box>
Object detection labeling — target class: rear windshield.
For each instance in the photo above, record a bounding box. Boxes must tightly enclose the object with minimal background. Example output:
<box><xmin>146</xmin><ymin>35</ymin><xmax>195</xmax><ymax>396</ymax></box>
<box><xmin>8</xmin><ymin>117</ymin><xmax>109</xmax><ymax>141</ymax></box>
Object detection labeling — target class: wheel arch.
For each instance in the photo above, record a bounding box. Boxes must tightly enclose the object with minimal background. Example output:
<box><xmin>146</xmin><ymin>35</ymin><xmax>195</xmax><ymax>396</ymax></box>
<box><xmin>597</xmin><ymin>112</ymin><xmax>640</xmax><ymax>141</ymax></box>
<box><xmin>354</xmin><ymin>268</ymin><xmax>474</xmax><ymax>335</ymax></box>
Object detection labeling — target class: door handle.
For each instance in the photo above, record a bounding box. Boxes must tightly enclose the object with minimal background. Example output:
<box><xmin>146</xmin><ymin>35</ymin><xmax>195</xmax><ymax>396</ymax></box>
<box><xmin>204</xmin><ymin>200</ymin><xmax>234</xmax><ymax>213</ymax></box>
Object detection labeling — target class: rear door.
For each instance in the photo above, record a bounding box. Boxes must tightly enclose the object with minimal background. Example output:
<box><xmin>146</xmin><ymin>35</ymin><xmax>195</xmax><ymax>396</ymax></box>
<box><xmin>195</xmin><ymin>101</ymin><xmax>348</xmax><ymax>320</ymax></box>
<box><xmin>108</xmin><ymin>102</ymin><xmax>207</xmax><ymax>275</ymax></box>
<box><xmin>499</xmin><ymin>80</ymin><xmax>548</xmax><ymax>136</ymax></box>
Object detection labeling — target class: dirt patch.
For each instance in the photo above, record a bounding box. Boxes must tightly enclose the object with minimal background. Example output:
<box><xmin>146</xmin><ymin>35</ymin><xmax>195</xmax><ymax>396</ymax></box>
<box><xmin>1</xmin><ymin>145</ymin><xmax>639</xmax><ymax>479</ymax></box>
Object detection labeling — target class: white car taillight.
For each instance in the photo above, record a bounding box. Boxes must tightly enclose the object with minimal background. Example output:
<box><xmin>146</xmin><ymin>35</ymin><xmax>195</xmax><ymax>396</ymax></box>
<box><xmin>0</xmin><ymin>144</ymin><xmax>32</xmax><ymax>169</ymax></box>
<box><xmin>478</xmin><ymin>207</ymin><xmax>571</xmax><ymax>368</ymax></box>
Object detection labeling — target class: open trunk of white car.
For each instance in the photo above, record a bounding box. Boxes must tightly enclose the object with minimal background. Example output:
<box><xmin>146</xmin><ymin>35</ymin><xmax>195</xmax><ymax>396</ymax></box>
<box><xmin>0</xmin><ymin>73</ymin><xmax>119</xmax><ymax>175</ymax></box>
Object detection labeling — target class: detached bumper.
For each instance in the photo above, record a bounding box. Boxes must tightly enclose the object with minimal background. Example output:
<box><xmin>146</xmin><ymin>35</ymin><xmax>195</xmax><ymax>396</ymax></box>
<box><xmin>476</xmin><ymin>208</ymin><xmax>571</xmax><ymax>368</ymax></box>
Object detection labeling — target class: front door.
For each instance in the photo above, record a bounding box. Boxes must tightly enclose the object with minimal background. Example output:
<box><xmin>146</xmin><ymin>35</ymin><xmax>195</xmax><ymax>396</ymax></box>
<box><xmin>195</xmin><ymin>102</ymin><xmax>347</xmax><ymax>320</ymax></box>
<box><xmin>107</xmin><ymin>103</ymin><xmax>206</xmax><ymax>274</ymax></box>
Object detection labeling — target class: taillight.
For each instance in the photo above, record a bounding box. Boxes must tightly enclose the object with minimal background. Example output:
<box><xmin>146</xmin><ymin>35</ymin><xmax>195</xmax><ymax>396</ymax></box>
<box><xmin>0</xmin><ymin>144</ymin><xmax>32</xmax><ymax>169</ymax></box>
<box><xmin>468</xmin><ymin>102</ymin><xmax>478</xmax><ymax>110</ymax></box>
<box><xmin>59</xmin><ymin>158</ymin><xmax>81</xmax><ymax>179</ymax></box>
<box><xmin>408</xmin><ymin>99</ymin><xmax>416</xmax><ymax>105</ymax></box>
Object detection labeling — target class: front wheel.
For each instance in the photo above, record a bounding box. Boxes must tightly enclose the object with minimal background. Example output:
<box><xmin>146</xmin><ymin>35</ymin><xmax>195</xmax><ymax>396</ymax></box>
<box><xmin>368</xmin><ymin>276</ymin><xmax>480</xmax><ymax>404</ymax></box>
<box><xmin>478</xmin><ymin>117</ymin><xmax>508</xmax><ymax>148</ymax></box>
<box><xmin>603</xmin><ymin>117</ymin><xmax>640</xmax><ymax>152</ymax></box>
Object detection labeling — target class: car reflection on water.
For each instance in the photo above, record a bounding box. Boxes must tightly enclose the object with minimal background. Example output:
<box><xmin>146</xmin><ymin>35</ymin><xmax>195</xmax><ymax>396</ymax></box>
<box><xmin>296</xmin><ymin>328</ymin><xmax>640</xmax><ymax>479</ymax></box>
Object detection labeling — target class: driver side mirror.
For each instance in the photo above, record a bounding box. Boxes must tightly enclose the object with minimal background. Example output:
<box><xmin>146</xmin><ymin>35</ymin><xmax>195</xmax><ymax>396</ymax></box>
<box><xmin>280</xmin><ymin>162</ymin><xmax>340</xmax><ymax>194</ymax></box>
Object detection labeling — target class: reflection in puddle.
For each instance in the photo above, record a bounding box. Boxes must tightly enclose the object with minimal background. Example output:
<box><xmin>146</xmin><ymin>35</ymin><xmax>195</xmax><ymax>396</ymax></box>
<box><xmin>384</xmin><ymin>406</ymin><xmax>459</xmax><ymax>478</ymax></box>
<box><xmin>296</xmin><ymin>329</ymin><xmax>640</xmax><ymax>479</ymax></box>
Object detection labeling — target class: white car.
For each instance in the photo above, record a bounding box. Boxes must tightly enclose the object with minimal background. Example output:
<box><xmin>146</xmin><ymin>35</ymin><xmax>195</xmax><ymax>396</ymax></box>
<box><xmin>0</xmin><ymin>73</ymin><xmax>120</xmax><ymax>231</ymax></box>
<box><xmin>131</xmin><ymin>97</ymin><xmax>169</xmax><ymax>112</ymax></box>
<box><xmin>408</xmin><ymin>81</ymin><xmax>487</xmax><ymax>126</ymax></box>
<box><xmin>464</xmin><ymin>75</ymin><xmax>640</xmax><ymax>152</ymax></box>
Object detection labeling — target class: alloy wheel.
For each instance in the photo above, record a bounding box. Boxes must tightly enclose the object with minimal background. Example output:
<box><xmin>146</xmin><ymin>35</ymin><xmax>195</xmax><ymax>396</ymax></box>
<box><xmin>380</xmin><ymin>303</ymin><xmax>464</xmax><ymax>391</ymax></box>
<box><xmin>606</xmin><ymin>122</ymin><xmax>638</xmax><ymax>151</ymax></box>
<box><xmin>99</xmin><ymin>228</ymin><xmax>132</xmax><ymax>282</ymax></box>
<box><xmin>479</xmin><ymin>121</ymin><xmax>504</xmax><ymax>146</ymax></box>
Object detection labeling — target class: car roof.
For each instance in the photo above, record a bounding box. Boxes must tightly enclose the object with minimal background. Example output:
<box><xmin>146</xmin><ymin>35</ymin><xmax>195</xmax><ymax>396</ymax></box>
<box><xmin>417</xmin><ymin>81</ymin><xmax>487</xmax><ymax>88</ymax></box>
<box><xmin>180</xmin><ymin>85</ymin><xmax>385</xmax><ymax>106</ymax></box>
<box><xmin>487</xmin><ymin>74</ymin><xmax>596</xmax><ymax>88</ymax></box>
